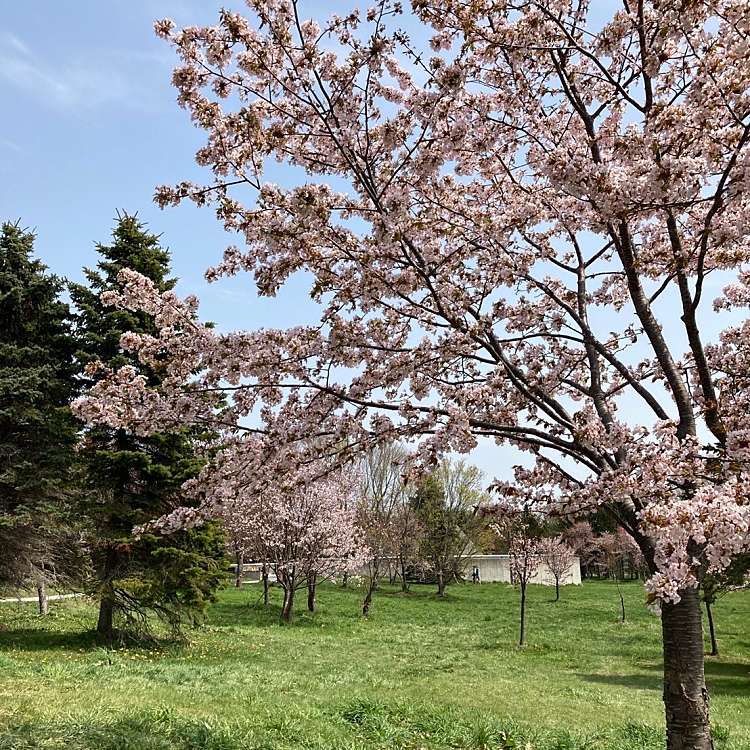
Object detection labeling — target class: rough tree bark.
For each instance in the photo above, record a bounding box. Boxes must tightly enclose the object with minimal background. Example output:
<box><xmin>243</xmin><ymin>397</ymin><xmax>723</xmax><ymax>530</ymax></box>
<box><xmin>661</xmin><ymin>587</ymin><xmax>714</xmax><ymax>750</ymax></box>
<box><xmin>436</xmin><ymin>569</ymin><xmax>446</xmax><ymax>597</ymax></box>
<box><xmin>96</xmin><ymin>547</ymin><xmax>118</xmax><ymax>642</ymax></box>
<box><xmin>362</xmin><ymin>586</ymin><xmax>373</xmax><ymax>618</ymax></box>
<box><xmin>277</xmin><ymin>565</ymin><xmax>296</xmax><ymax>623</ymax></box>
<box><xmin>281</xmin><ymin>586</ymin><xmax>295</xmax><ymax>623</ymax></box>
<box><xmin>97</xmin><ymin>593</ymin><xmax>115</xmax><ymax>640</ymax></box>
<box><xmin>363</xmin><ymin>558</ymin><xmax>383</xmax><ymax>617</ymax></box>
<box><xmin>616</xmin><ymin>579</ymin><xmax>626</xmax><ymax>623</ymax></box>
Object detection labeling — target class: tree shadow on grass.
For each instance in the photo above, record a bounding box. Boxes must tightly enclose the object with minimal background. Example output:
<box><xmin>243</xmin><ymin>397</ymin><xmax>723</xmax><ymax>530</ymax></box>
<box><xmin>0</xmin><ymin>624</ymin><xmax>190</xmax><ymax>654</ymax></box>
<box><xmin>207</xmin><ymin>598</ymin><xmax>280</xmax><ymax>628</ymax></box>
<box><xmin>578</xmin><ymin>659</ymin><xmax>750</xmax><ymax>698</ymax></box>
<box><xmin>701</xmin><ymin>660</ymin><xmax>750</xmax><ymax>698</ymax></box>
<box><xmin>0</xmin><ymin>627</ymin><xmax>100</xmax><ymax>652</ymax></box>
<box><xmin>704</xmin><ymin>660</ymin><xmax>750</xmax><ymax>678</ymax></box>
<box><xmin>207</xmin><ymin>597</ymin><xmax>363</xmax><ymax>631</ymax></box>
<box><xmin>638</xmin><ymin>658</ymin><xmax>750</xmax><ymax>685</ymax></box>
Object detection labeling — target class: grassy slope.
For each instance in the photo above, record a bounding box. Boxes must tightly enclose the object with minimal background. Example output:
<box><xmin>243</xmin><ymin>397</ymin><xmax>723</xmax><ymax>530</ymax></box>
<box><xmin>0</xmin><ymin>580</ymin><xmax>748</xmax><ymax>750</ymax></box>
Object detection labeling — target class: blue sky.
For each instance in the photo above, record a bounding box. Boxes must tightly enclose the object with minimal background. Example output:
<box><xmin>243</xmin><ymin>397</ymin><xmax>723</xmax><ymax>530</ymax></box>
<box><xmin>0</xmin><ymin>1</ymin><xmax>520</xmax><ymax>481</ymax></box>
<box><xmin>1</xmin><ymin>2</ymin><xmax>735</xmax><ymax>485</ymax></box>
<box><xmin>1</xmin><ymin>0</ymin><xmax>311</xmax><ymax>330</ymax></box>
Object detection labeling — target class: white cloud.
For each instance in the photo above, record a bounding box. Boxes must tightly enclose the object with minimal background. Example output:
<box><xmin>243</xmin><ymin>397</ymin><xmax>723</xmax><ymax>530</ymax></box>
<box><xmin>0</xmin><ymin>31</ymin><xmax>156</xmax><ymax>114</ymax></box>
<box><xmin>4</xmin><ymin>32</ymin><xmax>31</xmax><ymax>56</ymax></box>
<box><xmin>0</xmin><ymin>137</ymin><xmax>22</xmax><ymax>153</ymax></box>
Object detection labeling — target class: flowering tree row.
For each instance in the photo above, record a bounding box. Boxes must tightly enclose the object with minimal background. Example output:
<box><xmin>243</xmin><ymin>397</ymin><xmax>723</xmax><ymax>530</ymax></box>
<box><xmin>166</xmin><ymin>453</ymin><xmax>368</xmax><ymax>623</ymax></box>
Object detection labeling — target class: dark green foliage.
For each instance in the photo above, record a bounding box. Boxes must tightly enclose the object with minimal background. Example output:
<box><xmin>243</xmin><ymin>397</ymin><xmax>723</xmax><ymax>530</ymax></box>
<box><xmin>703</xmin><ymin>554</ymin><xmax>750</xmax><ymax>600</ymax></box>
<box><xmin>70</xmin><ymin>213</ymin><xmax>225</xmax><ymax>640</ymax></box>
<box><xmin>0</xmin><ymin>222</ymin><xmax>84</xmax><ymax>593</ymax></box>
<box><xmin>412</xmin><ymin>470</ymin><xmax>480</xmax><ymax>594</ymax></box>
<box><xmin>119</xmin><ymin>524</ymin><xmax>228</xmax><ymax>636</ymax></box>
<box><xmin>72</xmin><ymin>212</ymin><xmax>173</xmax><ymax>376</ymax></box>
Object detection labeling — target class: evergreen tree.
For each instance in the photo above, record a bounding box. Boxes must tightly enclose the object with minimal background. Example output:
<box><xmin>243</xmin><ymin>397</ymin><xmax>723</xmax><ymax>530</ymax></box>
<box><xmin>70</xmin><ymin>213</ymin><xmax>225</xmax><ymax>641</ymax></box>
<box><xmin>412</xmin><ymin>474</ymin><xmax>453</xmax><ymax>595</ymax></box>
<box><xmin>412</xmin><ymin>461</ymin><xmax>483</xmax><ymax>597</ymax></box>
<box><xmin>0</xmin><ymin>222</ymin><xmax>85</xmax><ymax>610</ymax></box>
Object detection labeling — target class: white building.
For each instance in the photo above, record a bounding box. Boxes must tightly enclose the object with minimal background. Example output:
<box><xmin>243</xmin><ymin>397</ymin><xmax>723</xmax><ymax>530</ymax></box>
<box><xmin>233</xmin><ymin>555</ymin><xmax>581</xmax><ymax>586</ymax></box>
<box><xmin>463</xmin><ymin>554</ymin><xmax>581</xmax><ymax>586</ymax></box>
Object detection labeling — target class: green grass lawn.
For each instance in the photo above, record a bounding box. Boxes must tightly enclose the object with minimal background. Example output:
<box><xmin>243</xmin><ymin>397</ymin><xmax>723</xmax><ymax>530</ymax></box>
<box><xmin>0</xmin><ymin>580</ymin><xmax>748</xmax><ymax>749</ymax></box>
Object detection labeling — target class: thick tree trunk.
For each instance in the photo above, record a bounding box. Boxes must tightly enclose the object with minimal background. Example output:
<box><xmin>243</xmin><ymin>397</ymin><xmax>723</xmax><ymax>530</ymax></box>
<box><xmin>436</xmin><ymin>569</ymin><xmax>446</xmax><ymax>597</ymax></box>
<box><xmin>36</xmin><ymin>580</ymin><xmax>48</xmax><ymax>616</ymax></box>
<box><xmin>661</xmin><ymin>587</ymin><xmax>714</xmax><ymax>750</ymax></box>
<box><xmin>97</xmin><ymin>595</ymin><xmax>115</xmax><ymax>640</ymax></box>
<box><xmin>307</xmin><ymin>572</ymin><xmax>317</xmax><ymax>613</ymax></box>
<box><xmin>341</xmin><ymin>572</ymin><xmax>349</xmax><ymax>588</ymax></box>
<box><xmin>234</xmin><ymin>550</ymin><xmax>244</xmax><ymax>588</ymax></box>
<box><xmin>554</xmin><ymin>577</ymin><xmax>560</xmax><ymax>602</ymax></box>
<box><xmin>705</xmin><ymin>600</ymin><xmax>719</xmax><ymax>657</ymax></box>
<box><xmin>519</xmin><ymin>582</ymin><xmax>527</xmax><ymax>647</ymax></box>
<box><xmin>262</xmin><ymin>564</ymin><xmax>269</xmax><ymax>607</ymax></box>
<box><xmin>280</xmin><ymin>585</ymin><xmax>295</xmax><ymax>623</ymax></box>
<box><xmin>97</xmin><ymin>548</ymin><xmax>118</xmax><ymax>642</ymax></box>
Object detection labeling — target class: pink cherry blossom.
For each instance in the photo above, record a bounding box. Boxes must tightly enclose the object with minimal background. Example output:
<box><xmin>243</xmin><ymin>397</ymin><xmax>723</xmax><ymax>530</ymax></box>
<box><xmin>73</xmin><ymin>5</ymin><xmax>750</xmax><ymax>743</ymax></box>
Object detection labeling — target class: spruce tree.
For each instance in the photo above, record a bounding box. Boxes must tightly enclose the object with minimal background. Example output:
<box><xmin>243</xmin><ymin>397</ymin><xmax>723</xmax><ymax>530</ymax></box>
<box><xmin>412</xmin><ymin>474</ymin><xmax>457</xmax><ymax>596</ymax></box>
<box><xmin>71</xmin><ymin>213</ymin><xmax>225</xmax><ymax>641</ymax></box>
<box><xmin>0</xmin><ymin>222</ymin><xmax>84</xmax><ymax>610</ymax></box>
<box><xmin>412</xmin><ymin>463</ymin><xmax>484</xmax><ymax>596</ymax></box>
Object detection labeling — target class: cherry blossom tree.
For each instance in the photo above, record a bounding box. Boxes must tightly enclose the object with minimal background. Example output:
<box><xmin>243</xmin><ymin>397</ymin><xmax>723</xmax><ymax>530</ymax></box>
<box><xmin>494</xmin><ymin>505</ymin><xmax>544</xmax><ymax>646</ymax></box>
<box><xmin>600</xmin><ymin>527</ymin><xmax>647</xmax><ymax>580</ymax></box>
<box><xmin>139</xmin><ymin>450</ymin><xmax>368</xmax><ymax>623</ymax></box>
<box><xmin>357</xmin><ymin>442</ymin><xmax>409</xmax><ymax>615</ymax></box>
<box><xmin>217</xmin><ymin>497</ymin><xmax>264</xmax><ymax>597</ymax></box>
<box><xmin>561</xmin><ymin>521</ymin><xmax>598</xmax><ymax>579</ymax></box>
<box><xmin>230</xmin><ymin>535</ymin><xmax>247</xmax><ymax>590</ymax></box>
<box><xmin>265</xmin><ymin>473</ymin><xmax>367</xmax><ymax>621</ymax></box>
<box><xmin>75</xmin><ymin>2</ymin><xmax>750</xmax><ymax>746</ymax></box>
<box><xmin>213</xmin><ymin>492</ymin><xmax>249</xmax><ymax>590</ymax></box>
<box><xmin>509</xmin><ymin>540</ymin><xmax>543</xmax><ymax>648</ymax></box>
<box><xmin>599</xmin><ymin>529</ymin><xmax>646</xmax><ymax>622</ymax></box>
<box><xmin>538</xmin><ymin>536</ymin><xmax>576</xmax><ymax>601</ymax></box>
